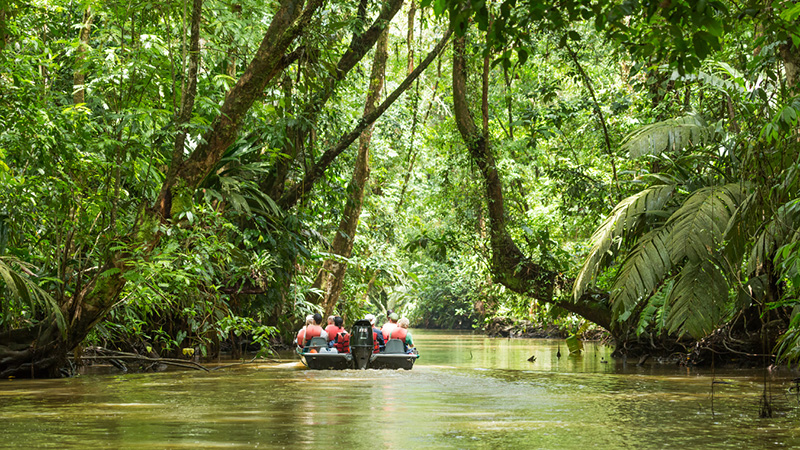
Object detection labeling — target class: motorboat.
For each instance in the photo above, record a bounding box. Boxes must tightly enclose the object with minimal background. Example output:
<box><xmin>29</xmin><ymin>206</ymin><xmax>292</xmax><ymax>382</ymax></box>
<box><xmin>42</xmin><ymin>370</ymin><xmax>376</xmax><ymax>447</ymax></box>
<box><xmin>299</xmin><ymin>319</ymin><xmax>418</xmax><ymax>370</ymax></box>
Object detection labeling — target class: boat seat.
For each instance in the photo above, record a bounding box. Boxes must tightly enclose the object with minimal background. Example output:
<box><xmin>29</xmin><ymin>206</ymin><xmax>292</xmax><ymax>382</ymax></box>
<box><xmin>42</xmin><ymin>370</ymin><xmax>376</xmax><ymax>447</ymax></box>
<box><xmin>307</xmin><ymin>336</ymin><xmax>329</xmax><ymax>350</ymax></box>
<box><xmin>384</xmin><ymin>339</ymin><xmax>405</xmax><ymax>354</ymax></box>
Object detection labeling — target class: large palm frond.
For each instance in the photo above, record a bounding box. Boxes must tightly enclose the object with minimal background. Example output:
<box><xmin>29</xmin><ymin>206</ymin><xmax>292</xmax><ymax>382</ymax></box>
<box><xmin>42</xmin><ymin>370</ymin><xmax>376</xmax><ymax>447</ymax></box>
<box><xmin>668</xmin><ymin>183</ymin><xmax>746</xmax><ymax>264</ymax></box>
<box><xmin>573</xmin><ymin>184</ymin><xmax>676</xmax><ymax>301</ymax></box>
<box><xmin>0</xmin><ymin>256</ymin><xmax>66</xmax><ymax>335</ymax></box>
<box><xmin>622</xmin><ymin>114</ymin><xmax>712</xmax><ymax>158</ymax></box>
<box><xmin>610</xmin><ymin>226</ymin><xmax>674</xmax><ymax>317</ymax></box>
<box><xmin>749</xmin><ymin>197</ymin><xmax>800</xmax><ymax>275</ymax></box>
<box><xmin>603</xmin><ymin>184</ymin><xmax>745</xmax><ymax>334</ymax></box>
<box><xmin>665</xmin><ymin>259</ymin><xmax>729</xmax><ymax>338</ymax></box>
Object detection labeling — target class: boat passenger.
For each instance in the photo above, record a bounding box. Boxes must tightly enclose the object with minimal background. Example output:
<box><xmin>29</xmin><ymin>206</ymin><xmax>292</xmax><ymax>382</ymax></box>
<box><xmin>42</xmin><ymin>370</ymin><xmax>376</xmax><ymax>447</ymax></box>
<box><xmin>325</xmin><ymin>315</ymin><xmax>343</xmax><ymax>341</ymax></box>
<box><xmin>296</xmin><ymin>315</ymin><xmax>314</xmax><ymax>351</ymax></box>
<box><xmin>302</xmin><ymin>313</ymin><xmax>328</xmax><ymax>349</ymax></box>
<box><xmin>381</xmin><ymin>312</ymin><xmax>398</xmax><ymax>338</ymax></box>
<box><xmin>365</xmin><ymin>314</ymin><xmax>385</xmax><ymax>353</ymax></box>
<box><xmin>388</xmin><ymin>317</ymin><xmax>414</xmax><ymax>353</ymax></box>
<box><xmin>332</xmin><ymin>317</ymin><xmax>350</xmax><ymax>353</ymax></box>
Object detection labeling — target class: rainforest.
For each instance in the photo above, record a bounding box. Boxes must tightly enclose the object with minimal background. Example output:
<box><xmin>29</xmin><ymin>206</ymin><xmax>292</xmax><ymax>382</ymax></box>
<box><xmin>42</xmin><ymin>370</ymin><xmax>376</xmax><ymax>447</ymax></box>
<box><xmin>1</xmin><ymin>0</ymin><xmax>800</xmax><ymax>380</ymax></box>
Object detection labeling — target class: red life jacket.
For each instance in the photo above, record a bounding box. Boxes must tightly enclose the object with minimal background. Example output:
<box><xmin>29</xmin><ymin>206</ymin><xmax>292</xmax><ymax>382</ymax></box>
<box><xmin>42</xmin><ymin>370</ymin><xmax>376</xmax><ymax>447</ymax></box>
<box><xmin>296</xmin><ymin>328</ymin><xmax>305</xmax><ymax>347</ymax></box>
<box><xmin>325</xmin><ymin>325</ymin><xmax>343</xmax><ymax>338</ymax></box>
<box><xmin>372</xmin><ymin>329</ymin><xmax>380</xmax><ymax>353</ymax></box>
<box><xmin>304</xmin><ymin>324</ymin><xmax>323</xmax><ymax>346</ymax></box>
<box><xmin>334</xmin><ymin>331</ymin><xmax>350</xmax><ymax>353</ymax></box>
<box><xmin>388</xmin><ymin>327</ymin><xmax>408</xmax><ymax>342</ymax></box>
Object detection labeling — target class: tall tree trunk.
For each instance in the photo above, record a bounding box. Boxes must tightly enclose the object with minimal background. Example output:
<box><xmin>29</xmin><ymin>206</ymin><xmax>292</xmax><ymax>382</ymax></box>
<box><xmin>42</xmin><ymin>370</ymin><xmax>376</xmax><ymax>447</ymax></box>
<box><xmin>781</xmin><ymin>39</ymin><xmax>799</xmax><ymax>94</ymax></box>
<box><xmin>154</xmin><ymin>0</ymin><xmax>322</xmax><ymax>219</ymax></box>
<box><xmin>279</xmin><ymin>27</ymin><xmax>453</xmax><ymax>210</ymax></box>
<box><xmin>262</xmin><ymin>0</ymin><xmax>404</xmax><ymax>201</ymax></box>
<box><xmin>167</xmin><ymin>0</ymin><xmax>203</xmax><ymax>182</ymax></box>
<box><xmin>312</xmin><ymin>30</ymin><xmax>389</xmax><ymax>316</ymax></box>
<box><xmin>72</xmin><ymin>8</ymin><xmax>93</xmax><ymax>104</ymax></box>
<box><xmin>451</xmin><ymin>35</ymin><xmax>613</xmax><ymax>331</ymax></box>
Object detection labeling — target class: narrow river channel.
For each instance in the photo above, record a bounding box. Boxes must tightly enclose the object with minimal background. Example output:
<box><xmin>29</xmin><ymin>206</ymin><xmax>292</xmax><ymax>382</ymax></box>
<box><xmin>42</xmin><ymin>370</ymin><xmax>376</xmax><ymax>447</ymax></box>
<box><xmin>2</xmin><ymin>330</ymin><xmax>800</xmax><ymax>448</ymax></box>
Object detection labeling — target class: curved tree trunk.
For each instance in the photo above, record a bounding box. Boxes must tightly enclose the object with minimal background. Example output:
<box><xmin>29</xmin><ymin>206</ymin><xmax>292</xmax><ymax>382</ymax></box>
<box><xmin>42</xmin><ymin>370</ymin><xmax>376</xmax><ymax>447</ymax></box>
<box><xmin>451</xmin><ymin>35</ymin><xmax>613</xmax><ymax>331</ymax></box>
<box><xmin>312</xmin><ymin>29</ymin><xmax>389</xmax><ymax>316</ymax></box>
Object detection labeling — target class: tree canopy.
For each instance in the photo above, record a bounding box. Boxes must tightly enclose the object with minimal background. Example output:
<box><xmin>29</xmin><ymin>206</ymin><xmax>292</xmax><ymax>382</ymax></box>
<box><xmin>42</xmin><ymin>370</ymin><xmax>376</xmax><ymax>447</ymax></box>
<box><xmin>1</xmin><ymin>0</ymin><xmax>799</xmax><ymax>376</ymax></box>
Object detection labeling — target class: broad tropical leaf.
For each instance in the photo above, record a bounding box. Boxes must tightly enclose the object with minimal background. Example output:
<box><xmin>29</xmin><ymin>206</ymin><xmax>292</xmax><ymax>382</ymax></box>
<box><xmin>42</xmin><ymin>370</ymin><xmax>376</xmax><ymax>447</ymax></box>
<box><xmin>721</xmin><ymin>189</ymin><xmax>760</xmax><ymax>272</ymax></box>
<box><xmin>667</xmin><ymin>184</ymin><xmax>746</xmax><ymax>264</ymax></box>
<box><xmin>0</xmin><ymin>256</ymin><xmax>66</xmax><ymax>336</ymax></box>
<box><xmin>611</xmin><ymin>226</ymin><xmax>674</xmax><ymax>317</ymax></box>
<box><xmin>665</xmin><ymin>259</ymin><xmax>729</xmax><ymax>339</ymax></box>
<box><xmin>749</xmin><ymin>197</ymin><xmax>800</xmax><ymax>275</ymax></box>
<box><xmin>573</xmin><ymin>185</ymin><xmax>675</xmax><ymax>301</ymax></box>
<box><xmin>622</xmin><ymin>114</ymin><xmax>712</xmax><ymax>158</ymax></box>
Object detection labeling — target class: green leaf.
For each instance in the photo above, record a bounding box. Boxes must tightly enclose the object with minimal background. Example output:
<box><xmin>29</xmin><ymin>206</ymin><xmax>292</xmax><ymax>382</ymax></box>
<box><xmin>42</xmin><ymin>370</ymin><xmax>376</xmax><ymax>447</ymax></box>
<box><xmin>665</xmin><ymin>259</ymin><xmax>729</xmax><ymax>339</ymax></box>
<box><xmin>622</xmin><ymin>114</ymin><xmax>712</xmax><ymax>158</ymax></box>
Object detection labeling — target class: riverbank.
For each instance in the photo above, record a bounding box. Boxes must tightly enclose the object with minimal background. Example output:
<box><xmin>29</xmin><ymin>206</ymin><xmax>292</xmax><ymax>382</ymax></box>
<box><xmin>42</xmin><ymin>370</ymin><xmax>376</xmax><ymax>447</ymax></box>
<box><xmin>482</xmin><ymin>317</ymin><xmax>610</xmax><ymax>341</ymax></box>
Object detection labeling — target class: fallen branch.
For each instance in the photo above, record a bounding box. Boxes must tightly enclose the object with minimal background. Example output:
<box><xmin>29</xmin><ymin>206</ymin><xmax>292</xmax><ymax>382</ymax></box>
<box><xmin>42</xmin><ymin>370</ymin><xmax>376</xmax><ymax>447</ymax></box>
<box><xmin>74</xmin><ymin>349</ymin><xmax>210</xmax><ymax>372</ymax></box>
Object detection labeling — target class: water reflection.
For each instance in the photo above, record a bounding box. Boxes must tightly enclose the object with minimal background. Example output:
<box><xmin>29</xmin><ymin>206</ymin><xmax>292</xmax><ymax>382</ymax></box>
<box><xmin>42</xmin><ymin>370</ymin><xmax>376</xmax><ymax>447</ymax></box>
<box><xmin>1</xmin><ymin>330</ymin><xmax>799</xmax><ymax>448</ymax></box>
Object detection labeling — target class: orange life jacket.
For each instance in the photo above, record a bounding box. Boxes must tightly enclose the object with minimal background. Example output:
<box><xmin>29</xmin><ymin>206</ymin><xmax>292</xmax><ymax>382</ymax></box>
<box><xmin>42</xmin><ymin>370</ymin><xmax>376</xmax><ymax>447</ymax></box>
<box><xmin>388</xmin><ymin>327</ymin><xmax>408</xmax><ymax>342</ymax></box>
<box><xmin>325</xmin><ymin>325</ymin><xmax>343</xmax><ymax>339</ymax></box>
<box><xmin>303</xmin><ymin>324</ymin><xmax>323</xmax><ymax>346</ymax></box>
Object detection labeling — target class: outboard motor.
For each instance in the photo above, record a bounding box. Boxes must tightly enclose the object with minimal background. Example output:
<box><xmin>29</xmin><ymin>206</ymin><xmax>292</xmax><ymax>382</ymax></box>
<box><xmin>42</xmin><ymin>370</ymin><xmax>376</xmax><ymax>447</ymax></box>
<box><xmin>349</xmin><ymin>319</ymin><xmax>374</xmax><ymax>370</ymax></box>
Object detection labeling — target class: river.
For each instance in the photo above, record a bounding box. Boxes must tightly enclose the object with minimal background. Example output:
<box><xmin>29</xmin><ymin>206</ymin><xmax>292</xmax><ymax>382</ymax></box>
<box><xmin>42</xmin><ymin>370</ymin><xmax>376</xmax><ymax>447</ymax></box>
<box><xmin>2</xmin><ymin>330</ymin><xmax>800</xmax><ymax>448</ymax></box>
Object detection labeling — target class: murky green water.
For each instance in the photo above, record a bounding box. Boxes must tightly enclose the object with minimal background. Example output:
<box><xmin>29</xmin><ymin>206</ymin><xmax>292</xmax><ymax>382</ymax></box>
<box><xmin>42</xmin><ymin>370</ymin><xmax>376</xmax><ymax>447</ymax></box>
<box><xmin>2</xmin><ymin>330</ymin><xmax>800</xmax><ymax>448</ymax></box>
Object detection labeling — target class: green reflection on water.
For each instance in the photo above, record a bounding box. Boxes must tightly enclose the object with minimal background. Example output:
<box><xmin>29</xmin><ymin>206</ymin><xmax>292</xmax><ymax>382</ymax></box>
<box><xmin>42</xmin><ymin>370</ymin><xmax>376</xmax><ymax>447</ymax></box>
<box><xmin>1</xmin><ymin>330</ymin><xmax>800</xmax><ymax>449</ymax></box>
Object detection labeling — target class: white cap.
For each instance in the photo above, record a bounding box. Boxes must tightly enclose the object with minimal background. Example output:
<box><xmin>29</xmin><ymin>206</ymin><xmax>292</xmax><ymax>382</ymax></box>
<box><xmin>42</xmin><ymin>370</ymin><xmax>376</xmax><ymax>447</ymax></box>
<box><xmin>364</xmin><ymin>314</ymin><xmax>376</xmax><ymax>325</ymax></box>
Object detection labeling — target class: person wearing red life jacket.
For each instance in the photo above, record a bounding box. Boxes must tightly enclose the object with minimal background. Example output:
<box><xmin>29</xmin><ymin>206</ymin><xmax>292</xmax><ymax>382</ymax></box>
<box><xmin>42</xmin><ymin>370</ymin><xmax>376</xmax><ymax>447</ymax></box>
<box><xmin>365</xmin><ymin>314</ymin><xmax>385</xmax><ymax>353</ymax></box>
<box><xmin>325</xmin><ymin>315</ymin><xmax>344</xmax><ymax>344</ymax></box>
<box><xmin>325</xmin><ymin>315</ymin><xmax>335</xmax><ymax>330</ymax></box>
<box><xmin>332</xmin><ymin>317</ymin><xmax>350</xmax><ymax>353</ymax></box>
<box><xmin>381</xmin><ymin>312</ymin><xmax>398</xmax><ymax>339</ymax></box>
<box><xmin>387</xmin><ymin>317</ymin><xmax>415</xmax><ymax>353</ymax></box>
<box><xmin>295</xmin><ymin>315</ymin><xmax>314</xmax><ymax>353</ymax></box>
<box><xmin>302</xmin><ymin>313</ymin><xmax>328</xmax><ymax>349</ymax></box>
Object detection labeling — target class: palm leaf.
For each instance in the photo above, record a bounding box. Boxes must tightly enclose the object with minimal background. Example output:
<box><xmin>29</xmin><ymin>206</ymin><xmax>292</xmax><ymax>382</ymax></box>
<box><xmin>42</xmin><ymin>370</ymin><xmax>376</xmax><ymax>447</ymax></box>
<box><xmin>721</xmin><ymin>189</ymin><xmax>760</xmax><ymax>272</ymax></box>
<box><xmin>622</xmin><ymin>114</ymin><xmax>712</xmax><ymax>158</ymax></box>
<box><xmin>611</xmin><ymin>226</ymin><xmax>674</xmax><ymax>317</ymax></box>
<box><xmin>665</xmin><ymin>259</ymin><xmax>729</xmax><ymax>339</ymax></box>
<box><xmin>749</xmin><ymin>197</ymin><xmax>800</xmax><ymax>275</ymax></box>
<box><xmin>0</xmin><ymin>256</ymin><xmax>66</xmax><ymax>336</ymax></box>
<box><xmin>667</xmin><ymin>184</ymin><xmax>746</xmax><ymax>264</ymax></box>
<box><xmin>573</xmin><ymin>185</ymin><xmax>675</xmax><ymax>301</ymax></box>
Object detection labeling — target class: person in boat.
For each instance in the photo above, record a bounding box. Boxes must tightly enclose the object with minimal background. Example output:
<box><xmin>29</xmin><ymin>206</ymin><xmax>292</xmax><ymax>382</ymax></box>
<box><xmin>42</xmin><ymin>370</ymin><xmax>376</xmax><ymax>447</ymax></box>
<box><xmin>387</xmin><ymin>317</ymin><xmax>415</xmax><ymax>353</ymax></box>
<box><xmin>332</xmin><ymin>316</ymin><xmax>350</xmax><ymax>353</ymax></box>
<box><xmin>295</xmin><ymin>315</ymin><xmax>314</xmax><ymax>352</ymax></box>
<box><xmin>381</xmin><ymin>312</ymin><xmax>398</xmax><ymax>338</ymax></box>
<box><xmin>365</xmin><ymin>314</ymin><xmax>385</xmax><ymax>353</ymax></box>
<box><xmin>325</xmin><ymin>315</ymin><xmax>343</xmax><ymax>345</ymax></box>
<box><xmin>298</xmin><ymin>313</ymin><xmax>328</xmax><ymax>351</ymax></box>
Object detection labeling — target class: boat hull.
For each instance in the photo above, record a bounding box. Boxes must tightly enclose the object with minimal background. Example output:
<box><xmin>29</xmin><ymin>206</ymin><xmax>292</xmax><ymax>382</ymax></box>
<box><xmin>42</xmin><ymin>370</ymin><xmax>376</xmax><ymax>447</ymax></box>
<box><xmin>300</xmin><ymin>352</ymin><xmax>419</xmax><ymax>370</ymax></box>
<box><xmin>300</xmin><ymin>352</ymin><xmax>354</xmax><ymax>370</ymax></box>
<box><xmin>369</xmin><ymin>353</ymin><xmax>418</xmax><ymax>370</ymax></box>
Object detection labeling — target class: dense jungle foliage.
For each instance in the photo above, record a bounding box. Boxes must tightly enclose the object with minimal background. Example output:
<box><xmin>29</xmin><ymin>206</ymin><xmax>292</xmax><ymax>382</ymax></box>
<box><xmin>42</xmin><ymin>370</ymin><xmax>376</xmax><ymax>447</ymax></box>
<box><xmin>0</xmin><ymin>0</ymin><xmax>799</xmax><ymax>377</ymax></box>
